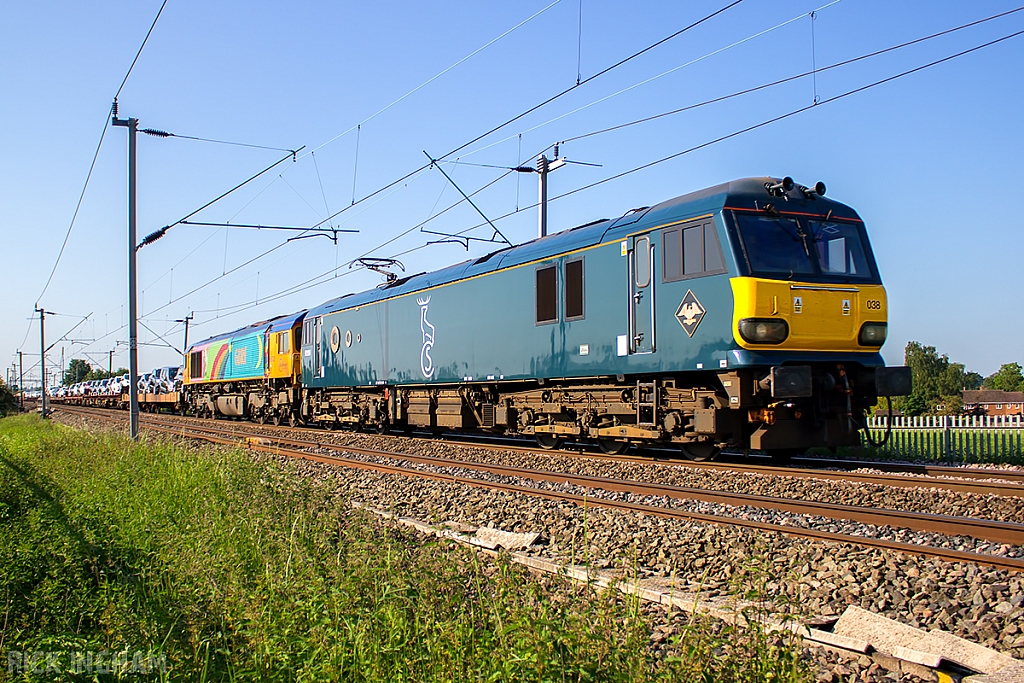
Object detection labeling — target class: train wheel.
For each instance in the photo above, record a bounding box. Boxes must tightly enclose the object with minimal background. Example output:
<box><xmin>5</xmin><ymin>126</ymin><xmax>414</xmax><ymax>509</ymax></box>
<box><xmin>765</xmin><ymin>448</ymin><xmax>801</xmax><ymax>465</ymax></box>
<box><xmin>273</xmin><ymin>412</ymin><xmax>284</xmax><ymax>426</ymax></box>
<box><xmin>375</xmin><ymin>420</ymin><xmax>390</xmax><ymax>435</ymax></box>
<box><xmin>535</xmin><ymin>434</ymin><xmax>564</xmax><ymax>450</ymax></box>
<box><xmin>257</xmin><ymin>411</ymin><xmax>268</xmax><ymax>425</ymax></box>
<box><xmin>679</xmin><ymin>442</ymin><xmax>719</xmax><ymax>462</ymax></box>
<box><xmin>289</xmin><ymin>413</ymin><xmax>301</xmax><ymax>428</ymax></box>
<box><xmin>596</xmin><ymin>438</ymin><xmax>629</xmax><ymax>455</ymax></box>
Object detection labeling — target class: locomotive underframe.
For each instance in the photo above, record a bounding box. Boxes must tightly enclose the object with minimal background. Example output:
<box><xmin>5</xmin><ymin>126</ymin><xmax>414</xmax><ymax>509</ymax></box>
<box><xmin>185</xmin><ymin>378</ymin><xmax>299</xmax><ymax>424</ymax></box>
<box><xmin>297</xmin><ymin>361</ymin><xmax>875</xmax><ymax>456</ymax></box>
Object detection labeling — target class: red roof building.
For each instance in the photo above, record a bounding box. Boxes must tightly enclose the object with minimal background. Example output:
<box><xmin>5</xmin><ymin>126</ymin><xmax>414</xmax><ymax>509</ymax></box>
<box><xmin>962</xmin><ymin>390</ymin><xmax>1024</xmax><ymax>416</ymax></box>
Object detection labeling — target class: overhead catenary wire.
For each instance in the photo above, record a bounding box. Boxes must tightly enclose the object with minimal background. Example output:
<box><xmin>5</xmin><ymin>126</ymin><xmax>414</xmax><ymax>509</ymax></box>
<box><xmin>139</xmin><ymin>128</ymin><xmax>296</xmax><ymax>153</ymax></box>
<box><xmin>306</xmin><ymin>0</ymin><xmax>746</xmax><ymax>232</ymax></box>
<box><xmin>82</xmin><ymin>169</ymin><xmax>428</xmax><ymax>348</ymax></box>
<box><xmin>279</xmin><ymin>174</ymin><xmax>328</xmax><ymax>218</ymax></box>
<box><xmin>46</xmin><ymin>315</ymin><xmax>94</xmax><ymax>354</ymax></box>
<box><xmin>182</xmin><ymin>144</ymin><xmax>569</xmax><ymax>324</ymax></box>
<box><xmin>131</xmin><ymin>168</ymin><xmax>431</xmax><ymax>324</ymax></box>
<box><xmin>35</xmin><ymin>106</ymin><xmax>114</xmax><ymax>307</ymax></box>
<box><xmin>810</xmin><ymin>9</ymin><xmax>819</xmax><ymax>104</ymax></box>
<box><xmin>311</xmin><ymin>152</ymin><xmax>332</xmax><ymax>223</ymax></box>
<box><xmin>114</xmin><ymin>0</ymin><xmax>168</xmax><ymax>100</ymax></box>
<box><xmin>451</xmin><ymin>27</ymin><xmax>1024</xmax><ymax>240</ymax></box>
<box><xmin>15</xmin><ymin>319</ymin><xmax>35</xmax><ymax>354</ymax></box>
<box><xmin>138</xmin><ymin>320</ymin><xmax>182</xmax><ymax>355</ymax></box>
<box><xmin>459</xmin><ymin>0</ymin><xmax>844</xmax><ymax>158</ymax></box>
<box><xmin>140</xmin><ymin>147</ymin><xmax>305</xmax><ymax>248</ymax></box>
<box><xmin>558</xmin><ymin>5</ymin><xmax>1024</xmax><ymax>145</ymax></box>
<box><xmin>576</xmin><ymin>0</ymin><xmax>583</xmax><ymax>85</ymax></box>
<box><xmin>304</xmin><ymin>0</ymin><xmax>566</xmax><ymax>158</ymax></box>
<box><xmin>36</xmin><ymin>0</ymin><xmax>169</xmax><ymax>308</ymax></box>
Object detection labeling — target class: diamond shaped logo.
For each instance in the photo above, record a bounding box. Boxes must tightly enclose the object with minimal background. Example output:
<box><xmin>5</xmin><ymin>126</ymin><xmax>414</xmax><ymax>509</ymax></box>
<box><xmin>675</xmin><ymin>289</ymin><xmax>706</xmax><ymax>338</ymax></box>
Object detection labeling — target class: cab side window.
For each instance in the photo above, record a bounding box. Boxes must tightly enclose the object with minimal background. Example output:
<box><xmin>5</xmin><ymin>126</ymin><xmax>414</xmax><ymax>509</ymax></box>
<box><xmin>189</xmin><ymin>351</ymin><xmax>203</xmax><ymax>379</ymax></box>
<box><xmin>663</xmin><ymin>219</ymin><xmax>726</xmax><ymax>282</ymax></box>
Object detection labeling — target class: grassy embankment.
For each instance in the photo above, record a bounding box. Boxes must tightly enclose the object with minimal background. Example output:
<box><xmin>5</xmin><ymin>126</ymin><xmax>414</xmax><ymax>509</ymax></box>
<box><xmin>0</xmin><ymin>414</ymin><xmax>808</xmax><ymax>681</ymax></box>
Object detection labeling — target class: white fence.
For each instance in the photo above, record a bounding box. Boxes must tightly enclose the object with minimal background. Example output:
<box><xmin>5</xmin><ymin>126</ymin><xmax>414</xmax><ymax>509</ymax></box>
<box><xmin>863</xmin><ymin>414</ymin><xmax>1023</xmax><ymax>463</ymax></box>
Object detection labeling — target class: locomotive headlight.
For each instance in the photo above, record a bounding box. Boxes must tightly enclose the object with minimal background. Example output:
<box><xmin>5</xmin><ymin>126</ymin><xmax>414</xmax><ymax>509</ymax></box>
<box><xmin>738</xmin><ymin>318</ymin><xmax>789</xmax><ymax>344</ymax></box>
<box><xmin>858</xmin><ymin>322</ymin><xmax>888</xmax><ymax>346</ymax></box>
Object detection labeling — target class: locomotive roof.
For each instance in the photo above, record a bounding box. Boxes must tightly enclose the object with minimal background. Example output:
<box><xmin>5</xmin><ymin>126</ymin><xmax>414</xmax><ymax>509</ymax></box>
<box><xmin>303</xmin><ymin>177</ymin><xmax>859</xmax><ymax>319</ymax></box>
<box><xmin>188</xmin><ymin>309</ymin><xmax>307</xmax><ymax>351</ymax></box>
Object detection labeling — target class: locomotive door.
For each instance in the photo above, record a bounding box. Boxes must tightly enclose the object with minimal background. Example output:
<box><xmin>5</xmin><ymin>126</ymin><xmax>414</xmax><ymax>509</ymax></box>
<box><xmin>628</xmin><ymin>234</ymin><xmax>656</xmax><ymax>354</ymax></box>
<box><xmin>313</xmin><ymin>316</ymin><xmax>323</xmax><ymax>378</ymax></box>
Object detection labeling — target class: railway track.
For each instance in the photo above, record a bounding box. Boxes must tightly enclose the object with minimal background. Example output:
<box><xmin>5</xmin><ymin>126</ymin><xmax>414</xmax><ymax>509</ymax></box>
<box><xmin>53</xmin><ymin>402</ymin><xmax>1024</xmax><ymax>497</ymax></box>
<box><xmin>57</xmin><ymin>405</ymin><xmax>1024</xmax><ymax>573</ymax></box>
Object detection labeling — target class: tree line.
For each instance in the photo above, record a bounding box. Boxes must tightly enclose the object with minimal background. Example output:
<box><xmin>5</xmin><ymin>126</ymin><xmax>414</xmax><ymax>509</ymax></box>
<box><xmin>890</xmin><ymin>342</ymin><xmax>1023</xmax><ymax>417</ymax></box>
<box><xmin>0</xmin><ymin>380</ymin><xmax>16</xmax><ymax>417</ymax></box>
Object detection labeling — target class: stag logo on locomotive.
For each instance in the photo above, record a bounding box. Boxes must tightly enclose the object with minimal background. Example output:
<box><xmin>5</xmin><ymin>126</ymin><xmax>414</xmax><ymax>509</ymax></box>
<box><xmin>234</xmin><ymin>347</ymin><xmax>247</xmax><ymax>366</ymax></box>
<box><xmin>417</xmin><ymin>296</ymin><xmax>435</xmax><ymax>379</ymax></box>
<box><xmin>675</xmin><ymin>290</ymin><xmax>706</xmax><ymax>338</ymax></box>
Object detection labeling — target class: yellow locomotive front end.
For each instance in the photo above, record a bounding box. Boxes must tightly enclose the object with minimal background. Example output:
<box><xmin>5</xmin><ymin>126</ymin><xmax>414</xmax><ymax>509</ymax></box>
<box><xmin>731</xmin><ymin>277</ymin><xmax>888</xmax><ymax>352</ymax></box>
<box><xmin>728</xmin><ymin>205</ymin><xmax>890</xmax><ymax>354</ymax></box>
<box><xmin>721</xmin><ymin>198</ymin><xmax>910</xmax><ymax>457</ymax></box>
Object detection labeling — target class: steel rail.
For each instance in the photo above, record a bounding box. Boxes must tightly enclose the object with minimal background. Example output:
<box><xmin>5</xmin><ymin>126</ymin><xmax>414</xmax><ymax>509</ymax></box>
<box><xmin>60</xmin><ymin>406</ymin><xmax>1024</xmax><ymax>555</ymax></box>
<box><xmin>53</xmin><ymin>403</ymin><xmax>1024</xmax><ymax>494</ymax></box>
<box><xmin>647</xmin><ymin>458</ymin><xmax>1024</xmax><ymax>497</ymax></box>
<box><xmin>788</xmin><ymin>456</ymin><xmax>1024</xmax><ymax>483</ymax></box>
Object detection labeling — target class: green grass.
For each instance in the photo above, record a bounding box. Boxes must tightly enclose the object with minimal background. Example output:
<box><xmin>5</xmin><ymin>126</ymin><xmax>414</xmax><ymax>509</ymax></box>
<box><xmin>0</xmin><ymin>414</ymin><xmax>809</xmax><ymax>682</ymax></box>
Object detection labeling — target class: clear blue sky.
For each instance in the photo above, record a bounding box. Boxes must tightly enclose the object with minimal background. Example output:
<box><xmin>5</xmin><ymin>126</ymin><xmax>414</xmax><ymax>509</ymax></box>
<box><xmin>2</xmin><ymin>0</ymin><xmax>1022</xmax><ymax>386</ymax></box>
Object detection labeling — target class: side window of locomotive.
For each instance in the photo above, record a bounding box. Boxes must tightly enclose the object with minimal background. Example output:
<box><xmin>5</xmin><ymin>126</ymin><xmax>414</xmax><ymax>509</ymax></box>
<box><xmin>189</xmin><ymin>351</ymin><xmax>203</xmax><ymax>379</ymax></box>
<box><xmin>278</xmin><ymin>331</ymin><xmax>290</xmax><ymax>354</ymax></box>
<box><xmin>302</xmin><ymin>320</ymin><xmax>312</xmax><ymax>346</ymax></box>
<box><xmin>634</xmin><ymin>236</ymin><xmax>651</xmax><ymax>287</ymax></box>
<box><xmin>564</xmin><ymin>258</ymin><xmax>584</xmax><ymax>320</ymax></box>
<box><xmin>536</xmin><ymin>265</ymin><xmax>558</xmax><ymax>324</ymax></box>
<box><xmin>662</xmin><ymin>220</ymin><xmax>727</xmax><ymax>282</ymax></box>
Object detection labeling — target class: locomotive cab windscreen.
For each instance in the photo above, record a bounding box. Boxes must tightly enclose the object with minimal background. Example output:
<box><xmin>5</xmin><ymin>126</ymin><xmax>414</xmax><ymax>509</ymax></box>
<box><xmin>726</xmin><ymin>209</ymin><xmax>889</xmax><ymax>353</ymax></box>
<box><xmin>730</xmin><ymin>213</ymin><xmax>880</xmax><ymax>285</ymax></box>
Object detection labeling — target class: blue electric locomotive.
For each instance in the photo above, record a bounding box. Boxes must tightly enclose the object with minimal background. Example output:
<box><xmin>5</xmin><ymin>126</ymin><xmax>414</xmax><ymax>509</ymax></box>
<box><xmin>293</xmin><ymin>177</ymin><xmax>911</xmax><ymax>459</ymax></box>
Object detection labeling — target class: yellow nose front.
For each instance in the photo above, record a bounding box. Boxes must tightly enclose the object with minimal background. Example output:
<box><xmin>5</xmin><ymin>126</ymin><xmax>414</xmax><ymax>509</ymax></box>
<box><xmin>730</xmin><ymin>277</ymin><xmax>888</xmax><ymax>351</ymax></box>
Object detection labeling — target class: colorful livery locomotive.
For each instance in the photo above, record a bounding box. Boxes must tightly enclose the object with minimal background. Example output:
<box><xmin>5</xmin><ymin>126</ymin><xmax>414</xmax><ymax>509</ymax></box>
<box><xmin>183</xmin><ymin>177</ymin><xmax>911</xmax><ymax>459</ymax></box>
<box><xmin>184</xmin><ymin>311</ymin><xmax>305</xmax><ymax>424</ymax></box>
